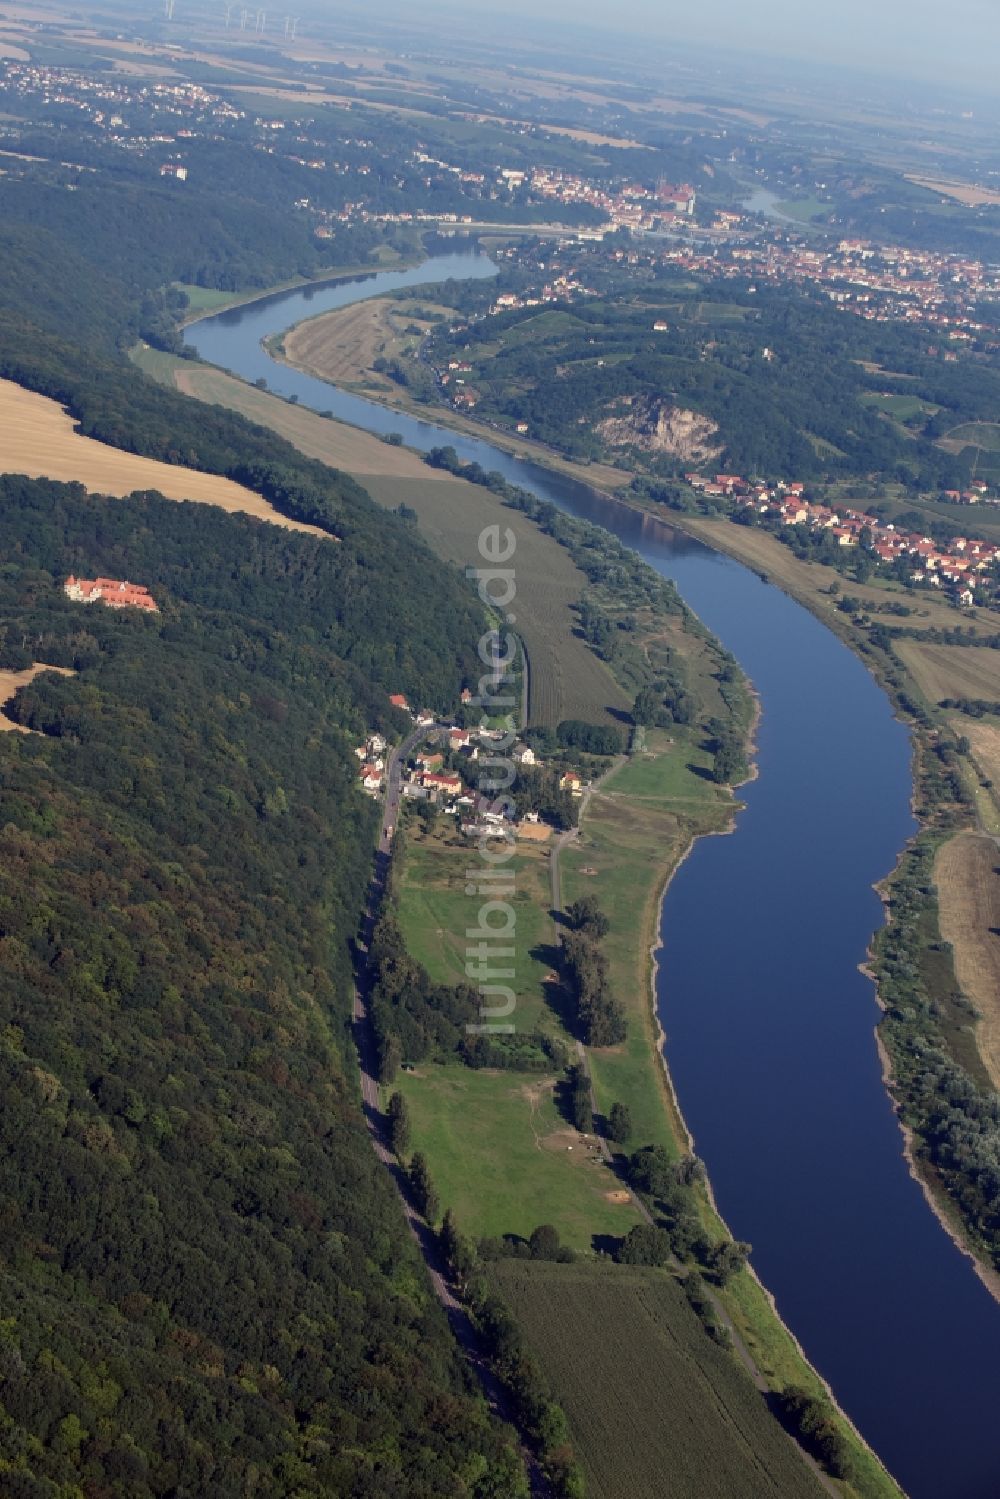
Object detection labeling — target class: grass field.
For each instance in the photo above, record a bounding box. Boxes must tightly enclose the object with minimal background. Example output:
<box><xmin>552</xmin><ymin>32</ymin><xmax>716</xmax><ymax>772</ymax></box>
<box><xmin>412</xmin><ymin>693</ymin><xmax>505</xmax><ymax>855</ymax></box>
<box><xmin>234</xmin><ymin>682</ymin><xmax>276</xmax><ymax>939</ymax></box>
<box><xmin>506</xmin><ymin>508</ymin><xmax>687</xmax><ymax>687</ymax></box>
<box><xmin>952</xmin><ymin>716</ymin><xmax>1000</xmax><ymax>835</ymax></box>
<box><xmin>775</xmin><ymin>195</ymin><xmax>831</xmax><ymax>222</ymax></box>
<box><xmin>935</xmin><ymin>832</ymin><xmax>1000</xmax><ymax>1091</ymax></box>
<box><xmin>0</xmin><ymin>664</ymin><xmax>75</xmax><ymax>733</ymax></box>
<box><xmin>560</xmin><ymin>729</ymin><xmax>732</xmax><ymax>1154</ymax></box>
<box><xmin>175</xmin><ymin>283</ymin><xmax>247</xmax><ymax>314</ymax></box>
<box><xmin>859</xmin><ymin>392</ymin><xmax>936</xmax><ymax>422</ymax></box>
<box><xmin>896</xmin><ymin>640</ymin><xmax>1000</xmax><ymax>703</ymax></box>
<box><xmin>397</xmin><ymin>825</ymin><xmax>558</xmax><ymax>1034</ymax></box>
<box><xmin>395</xmin><ymin>1066</ymin><xmax>643</xmax><ymax>1251</ymax></box>
<box><xmin>492</xmin><ymin>1259</ymin><xmax>825</xmax><ymax>1499</ymax></box>
<box><xmin>0</xmin><ymin>377</ymin><xmax>328</xmax><ymax>537</ymax></box>
<box><xmin>393</xmin><ymin>729</ymin><xmax>729</xmax><ymax>1243</ymax></box>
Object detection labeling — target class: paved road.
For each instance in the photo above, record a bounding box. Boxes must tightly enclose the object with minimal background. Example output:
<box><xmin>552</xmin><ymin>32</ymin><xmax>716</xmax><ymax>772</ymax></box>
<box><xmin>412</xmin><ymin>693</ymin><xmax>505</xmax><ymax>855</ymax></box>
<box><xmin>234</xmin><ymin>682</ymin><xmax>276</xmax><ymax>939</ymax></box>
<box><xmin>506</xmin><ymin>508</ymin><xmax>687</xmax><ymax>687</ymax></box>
<box><xmin>351</xmin><ymin>725</ymin><xmax>549</xmax><ymax>1495</ymax></box>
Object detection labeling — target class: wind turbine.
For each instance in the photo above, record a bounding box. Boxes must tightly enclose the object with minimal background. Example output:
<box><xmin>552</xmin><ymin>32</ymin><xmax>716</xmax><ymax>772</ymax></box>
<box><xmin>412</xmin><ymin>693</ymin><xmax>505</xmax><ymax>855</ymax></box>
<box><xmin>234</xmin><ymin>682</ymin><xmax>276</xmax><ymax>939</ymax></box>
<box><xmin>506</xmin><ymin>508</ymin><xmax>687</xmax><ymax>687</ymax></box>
<box><xmin>284</xmin><ymin>14</ymin><xmax>299</xmax><ymax>37</ymax></box>
<box><xmin>255</xmin><ymin>7</ymin><xmax>265</xmax><ymax>33</ymax></box>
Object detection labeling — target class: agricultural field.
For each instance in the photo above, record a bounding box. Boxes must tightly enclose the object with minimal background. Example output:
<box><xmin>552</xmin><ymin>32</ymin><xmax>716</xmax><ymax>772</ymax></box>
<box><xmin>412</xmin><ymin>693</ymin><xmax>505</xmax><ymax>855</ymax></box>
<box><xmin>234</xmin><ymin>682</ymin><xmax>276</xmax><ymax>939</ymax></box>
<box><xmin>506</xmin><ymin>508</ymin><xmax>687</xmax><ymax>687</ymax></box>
<box><xmin>492</xmin><ymin>1259</ymin><xmax>825</xmax><ymax>1499</ymax></box>
<box><xmin>935</xmin><ymin>832</ymin><xmax>1000</xmax><ymax>1090</ymax></box>
<box><xmin>905</xmin><ymin>177</ymin><xmax>1000</xmax><ymax>208</ymax></box>
<box><xmin>896</xmin><ymin>640</ymin><xmax>1000</xmax><ymax>704</ymax></box>
<box><xmin>143</xmin><ymin>355</ymin><xmax>454</xmax><ymax>479</ymax></box>
<box><xmin>394</xmin><ymin>1066</ymin><xmax>643</xmax><ymax>1252</ymax></box>
<box><xmin>338</xmin><ymin>474</ymin><xmax>631</xmax><ymax>728</ymax></box>
<box><xmin>397</xmin><ymin>824</ymin><xmax>557</xmax><ymax>1034</ymax></box>
<box><xmin>0</xmin><ymin>377</ymin><xmax>328</xmax><ymax>536</ymax></box>
<box><xmin>938</xmin><ymin>421</ymin><xmax>1000</xmax><ymax>453</ymax></box>
<box><xmin>281</xmin><ymin>294</ymin><xmax>455</xmax><ymax>392</ymax></box>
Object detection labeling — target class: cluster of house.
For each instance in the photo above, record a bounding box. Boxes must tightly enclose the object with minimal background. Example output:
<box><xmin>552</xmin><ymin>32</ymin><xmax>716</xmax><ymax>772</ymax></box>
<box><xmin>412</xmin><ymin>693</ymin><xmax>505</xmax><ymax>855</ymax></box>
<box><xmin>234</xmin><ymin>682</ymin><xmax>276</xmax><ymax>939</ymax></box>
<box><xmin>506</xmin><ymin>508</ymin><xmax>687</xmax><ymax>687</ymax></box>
<box><xmin>523</xmin><ymin>169</ymin><xmax>696</xmax><ymax>231</ymax></box>
<box><xmin>354</xmin><ymin>731</ymin><xmax>389</xmax><ymax>795</ymax></box>
<box><xmin>63</xmin><ymin>576</ymin><xmax>159</xmax><ymax>613</ymax></box>
<box><xmin>356</xmin><ymin>693</ymin><xmax>585</xmax><ymax>832</ymax></box>
<box><xmin>0</xmin><ymin>62</ymin><xmax>242</xmax><ymax>150</ymax></box>
<box><xmin>618</xmin><ymin>232</ymin><xmax>1000</xmax><ymax>346</ymax></box>
<box><xmin>685</xmin><ymin>477</ymin><xmax>1000</xmax><ymax>605</ymax></box>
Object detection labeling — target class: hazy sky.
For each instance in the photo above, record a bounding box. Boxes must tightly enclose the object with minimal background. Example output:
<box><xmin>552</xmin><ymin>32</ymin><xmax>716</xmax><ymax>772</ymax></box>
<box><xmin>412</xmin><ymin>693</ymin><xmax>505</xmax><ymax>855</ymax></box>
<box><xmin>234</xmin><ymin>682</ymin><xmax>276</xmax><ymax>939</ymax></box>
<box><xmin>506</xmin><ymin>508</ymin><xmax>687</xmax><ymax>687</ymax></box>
<box><xmin>459</xmin><ymin>0</ymin><xmax>998</xmax><ymax>85</ymax></box>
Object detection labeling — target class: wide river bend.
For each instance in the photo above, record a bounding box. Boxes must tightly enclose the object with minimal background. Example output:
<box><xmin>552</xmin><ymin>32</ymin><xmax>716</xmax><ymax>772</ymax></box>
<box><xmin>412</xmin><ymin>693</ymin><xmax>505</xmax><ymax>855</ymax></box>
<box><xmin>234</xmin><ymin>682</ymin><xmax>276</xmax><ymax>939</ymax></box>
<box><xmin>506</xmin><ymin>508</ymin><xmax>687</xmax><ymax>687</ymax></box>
<box><xmin>186</xmin><ymin>248</ymin><xmax>1000</xmax><ymax>1498</ymax></box>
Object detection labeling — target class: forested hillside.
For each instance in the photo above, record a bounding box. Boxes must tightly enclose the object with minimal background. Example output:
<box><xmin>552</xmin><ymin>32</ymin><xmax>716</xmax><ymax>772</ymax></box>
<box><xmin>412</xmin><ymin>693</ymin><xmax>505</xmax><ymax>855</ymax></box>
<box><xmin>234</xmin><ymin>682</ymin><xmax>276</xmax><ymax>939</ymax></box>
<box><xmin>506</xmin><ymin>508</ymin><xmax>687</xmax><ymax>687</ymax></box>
<box><xmin>0</xmin><ymin>476</ymin><xmax>523</xmax><ymax>1497</ymax></box>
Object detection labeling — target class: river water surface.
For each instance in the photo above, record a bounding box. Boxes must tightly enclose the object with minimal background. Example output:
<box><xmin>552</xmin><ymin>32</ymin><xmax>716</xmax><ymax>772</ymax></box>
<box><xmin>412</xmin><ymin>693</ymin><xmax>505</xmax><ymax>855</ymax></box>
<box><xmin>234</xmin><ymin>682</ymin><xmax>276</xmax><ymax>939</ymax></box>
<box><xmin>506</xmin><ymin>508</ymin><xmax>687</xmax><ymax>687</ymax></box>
<box><xmin>186</xmin><ymin>249</ymin><xmax>1000</xmax><ymax>1498</ymax></box>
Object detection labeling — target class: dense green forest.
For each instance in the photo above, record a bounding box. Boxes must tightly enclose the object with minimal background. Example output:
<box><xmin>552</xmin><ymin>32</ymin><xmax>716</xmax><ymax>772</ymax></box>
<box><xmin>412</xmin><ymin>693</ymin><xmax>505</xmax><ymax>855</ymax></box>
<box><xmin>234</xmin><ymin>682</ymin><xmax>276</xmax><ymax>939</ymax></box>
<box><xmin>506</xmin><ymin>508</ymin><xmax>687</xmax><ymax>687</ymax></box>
<box><xmin>0</xmin><ymin>475</ymin><xmax>526</xmax><ymax>1496</ymax></box>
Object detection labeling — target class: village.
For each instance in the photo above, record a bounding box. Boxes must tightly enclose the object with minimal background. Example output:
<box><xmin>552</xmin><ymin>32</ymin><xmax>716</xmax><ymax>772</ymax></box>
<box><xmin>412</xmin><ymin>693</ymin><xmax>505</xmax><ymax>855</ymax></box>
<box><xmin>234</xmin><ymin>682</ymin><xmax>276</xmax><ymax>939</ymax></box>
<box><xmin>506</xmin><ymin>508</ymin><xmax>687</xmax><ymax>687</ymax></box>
<box><xmin>354</xmin><ymin>690</ymin><xmax>584</xmax><ymax>838</ymax></box>
<box><xmin>684</xmin><ymin>474</ymin><xmax>1000</xmax><ymax>606</ymax></box>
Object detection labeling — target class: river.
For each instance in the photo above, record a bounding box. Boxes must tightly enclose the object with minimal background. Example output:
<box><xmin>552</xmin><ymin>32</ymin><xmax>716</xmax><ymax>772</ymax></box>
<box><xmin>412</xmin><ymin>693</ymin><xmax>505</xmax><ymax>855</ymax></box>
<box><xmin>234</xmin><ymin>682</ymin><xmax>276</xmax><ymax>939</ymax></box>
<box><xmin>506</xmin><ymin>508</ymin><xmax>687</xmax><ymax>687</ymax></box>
<box><xmin>185</xmin><ymin>249</ymin><xmax>1000</xmax><ymax>1499</ymax></box>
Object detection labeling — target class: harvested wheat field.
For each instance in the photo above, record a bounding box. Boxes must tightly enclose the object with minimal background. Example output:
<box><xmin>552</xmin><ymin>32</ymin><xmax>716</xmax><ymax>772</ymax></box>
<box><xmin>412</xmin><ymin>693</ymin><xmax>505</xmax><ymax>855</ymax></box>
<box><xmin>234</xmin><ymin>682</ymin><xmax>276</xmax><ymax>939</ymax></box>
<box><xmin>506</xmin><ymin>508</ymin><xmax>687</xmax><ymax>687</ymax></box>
<box><xmin>935</xmin><ymin>832</ymin><xmax>1000</xmax><ymax>1089</ymax></box>
<box><xmin>961</xmin><ymin>719</ymin><xmax>1000</xmax><ymax>788</ymax></box>
<box><xmin>896</xmin><ymin>640</ymin><xmax>1000</xmax><ymax>704</ymax></box>
<box><xmin>0</xmin><ymin>379</ymin><xmax>329</xmax><ymax>537</ymax></box>
<box><xmin>283</xmin><ymin>301</ymin><xmax>398</xmax><ymax>389</ymax></box>
<box><xmin>906</xmin><ymin>176</ymin><xmax>1000</xmax><ymax>208</ymax></box>
<box><xmin>171</xmin><ymin>364</ymin><xmax>449</xmax><ymax>480</ymax></box>
<box><xmin>0</xmin><ymin>664</ymin><xmax>76</xmax><ymax>733</ymax></box>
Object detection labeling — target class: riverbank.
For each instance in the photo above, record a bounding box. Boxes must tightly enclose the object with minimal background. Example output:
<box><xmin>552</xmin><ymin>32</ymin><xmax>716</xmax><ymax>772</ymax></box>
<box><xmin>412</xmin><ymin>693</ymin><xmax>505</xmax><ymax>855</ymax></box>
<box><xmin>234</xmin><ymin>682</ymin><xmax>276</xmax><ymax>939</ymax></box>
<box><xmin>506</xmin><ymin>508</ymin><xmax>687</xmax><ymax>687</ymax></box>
<box><xmin>175</xmin><ymin>273</ymin><xmax>909</xmax><ymax>1494</ymax></box>
<box><xmin>175</xmin><ymin>259</ymin><xmax>1000</xmax><ymax>1496</ymax></box>
<box><xmin>649</xmin><ymin>514</ymin><xmax>1000</xmax><ymax>1301</ymax></box>
<box><xmin>176</xmin><ymin>247</ymin><xmax>424</xmax><ymax>327</ymax></box>
<box><xmin>267</xmin><ymin>291</ymin><xmax>632</xmax><ymax>494</ymax></box>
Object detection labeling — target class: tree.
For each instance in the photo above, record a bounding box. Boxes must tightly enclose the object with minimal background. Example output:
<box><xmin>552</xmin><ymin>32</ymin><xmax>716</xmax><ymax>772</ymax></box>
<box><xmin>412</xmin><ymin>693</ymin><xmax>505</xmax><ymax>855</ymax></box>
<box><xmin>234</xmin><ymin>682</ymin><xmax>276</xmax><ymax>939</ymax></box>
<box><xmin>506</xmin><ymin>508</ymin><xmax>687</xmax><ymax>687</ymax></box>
<box><xmin>529</xmin><ymin>1224</ymin><xmax>562</xmax><ymax>1260</ymax></box>
<box><xmin>712</xmin><ymin>739</ymin><xmax>744</xmax><ymax>785</ymax></box>
<box><xmin>379</xmin><ymin>1032</ymin><xmax>402</xmax><ymax>1085</ymax></box>
<box><xmin>777</xmin><ymin>1388</ymin><xmax>855</xmax><ymax>1481</ymax></box>
<box><xmin>439</xmin><ymin>1207</ymin><xmax>460</xmax><ymax>1265</ymax></box>
<box><xmin>387</xmin><ymin>1091</ymin><xmax>410</xmax><ymax>1156</ymax></box>
<box><xmin>565</xmin><ymin>896</ymin><xmax>610</xmax><ymax>940</ymax></box>
<box><xmin>709</xmin><ymin>1239</ymin><xmax>751</xmax><ymax>1286</ymax></box>
<box><xmin>607</xmin><ymin>1101</ymin><xmax>633</xmax><ymax>1144</ymax></box>
<box><xmin>566</xmin><ymin>1066</ymin><xmax>593</xmax><ymax>1134</ymax></box>
<box><xmin>408</xmin><ymin>1152</ymin><xmax>440</xmax><ymax>1224</ymax></box>
<box><xmin>616</xmin><ymin>1224</ymin><xmax>672</xmax><ymax>1266</ymax></box>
